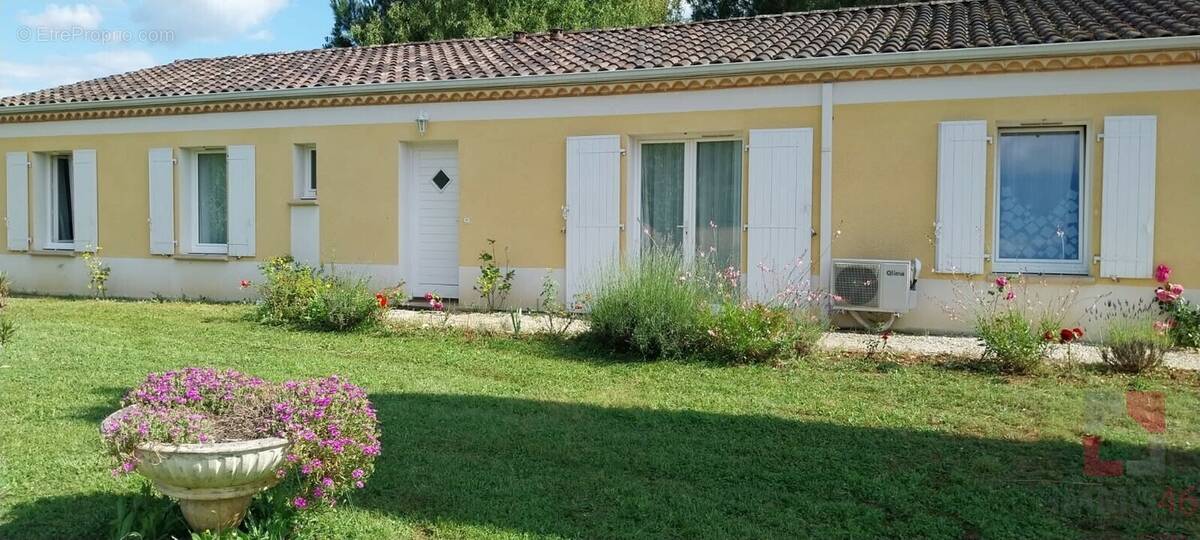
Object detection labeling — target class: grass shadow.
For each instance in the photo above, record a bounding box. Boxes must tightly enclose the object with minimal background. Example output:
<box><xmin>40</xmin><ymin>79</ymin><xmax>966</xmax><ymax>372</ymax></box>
<box><xmin>358</xmin><ymin>392</ymin><xmax>1200</xmax><ymax>538</ymax></box>
<box><xmin>70</xmin><ymin>386</ymin><xmax>128</xmax><ymax>423</ymax></box>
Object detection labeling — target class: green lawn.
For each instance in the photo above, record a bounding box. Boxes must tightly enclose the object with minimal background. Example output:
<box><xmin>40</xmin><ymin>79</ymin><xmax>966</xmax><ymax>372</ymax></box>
<box><xmin>0</xmin><ymin>297</ymin><xmax>1198</xmax><ymax>539</ymax></box>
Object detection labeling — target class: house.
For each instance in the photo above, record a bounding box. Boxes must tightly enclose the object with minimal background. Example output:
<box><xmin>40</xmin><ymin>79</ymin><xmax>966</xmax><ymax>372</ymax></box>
<box><xmin>1</xmin><ymin>0</ymin><xmax>1198</xmax><ymax>332</ymax></box>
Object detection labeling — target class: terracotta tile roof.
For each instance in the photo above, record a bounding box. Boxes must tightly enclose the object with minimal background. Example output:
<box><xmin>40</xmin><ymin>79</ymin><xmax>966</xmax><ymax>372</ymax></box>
<box><xmin>3</xmin><ymin>0</ymin><xmax>1198</xmax><ymax>108</ymax></box>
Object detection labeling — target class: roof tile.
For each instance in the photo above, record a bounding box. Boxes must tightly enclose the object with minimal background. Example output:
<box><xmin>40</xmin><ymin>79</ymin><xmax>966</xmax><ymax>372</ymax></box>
<box><xmin>2</xmin><ymin>0</ymin><xmax>1197</xmax><ymax>108</ymax></box>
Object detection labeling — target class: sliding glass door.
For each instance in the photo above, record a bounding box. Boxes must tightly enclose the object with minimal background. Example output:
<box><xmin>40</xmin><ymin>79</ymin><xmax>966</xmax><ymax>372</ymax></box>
<box><xmin>638</xmin><ymin>139</ymin><xmax>742</xmax><ymax>271</ymax></box>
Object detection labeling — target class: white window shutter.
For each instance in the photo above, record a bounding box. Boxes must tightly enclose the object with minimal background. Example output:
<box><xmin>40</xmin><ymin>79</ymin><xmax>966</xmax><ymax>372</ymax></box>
<box><xmin>935</xmin><ymin>121</ymin><xmax>988</xmax><ymax>274</ymax></box>
<box><xmin>148</xmin><ymin>148</ymin><xmax>175</xmax><ymax>255</ymax></box>
<box><xmin>71</xmin><ymin>149</ymin><xmax>99</xmax><ymax>252</ymax></box>
<box><xmin>5</xmin><ymin>151</ymin><xmax>29</xmax><ymax>252</ymax></box>
<box><xmin>1100</xmin><ymin>116</ymin><xmax>1157</xmax><ymax>279</ymax></box>
<box><xmin>564</xmin><ymin>135</ymin><xmax>621</xmax><ymax>305</ymax></box>
<box><xmin>226</xmin><ymin>145</ymin><xmax>256</xmax><ymax>257</ymax></box>
<box><xmin>746</xmin><ymin>128</ymin><xmax>814</xmax><ymax>302</ymax></box>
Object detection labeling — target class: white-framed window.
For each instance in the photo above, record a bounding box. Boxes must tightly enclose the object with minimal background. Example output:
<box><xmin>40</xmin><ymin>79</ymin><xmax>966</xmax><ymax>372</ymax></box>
<box><xmin>297</xmin><ymin>144</ymin><xmax>317</xmax><ymax>199</ymax></box>
<box><xmin>192</xmin><ymin>149</ymin><xmax>228</xmax><ymax>254</ymax></box>
<box><xmin>46</xmin><ymin>153</ymin><xmax>74</xmax><ymax>250</ymax></box>
<box><xmin>993</xmin><ymin>126</ymin><xmax>1088</xmax><ymax>275</ymax></box>
<box><xmin>635</xmin><ymin>137</ymin><xmax>742</xmax><ymax>271</ymax></box>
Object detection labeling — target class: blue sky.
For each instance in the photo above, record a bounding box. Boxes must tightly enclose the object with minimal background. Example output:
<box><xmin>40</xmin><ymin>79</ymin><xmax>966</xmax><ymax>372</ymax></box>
<box><xmin>0</xmin><ymin>1</ymin><xmax>333</xmax><ymax>98</ymax></box>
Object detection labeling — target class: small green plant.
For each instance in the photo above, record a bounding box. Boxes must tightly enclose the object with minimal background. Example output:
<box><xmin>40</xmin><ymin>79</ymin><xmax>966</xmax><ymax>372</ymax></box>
<box><xmin>537</xmin><ymin>272</ymin><xmax>580</xmax><ymax>336</ymax></box>
<box><xmin>81</xmin><ymin>246</ymin><xmax>111</xmax><ymax>298</ymax></box>
<box><xmin>474</xmin><ymin>239</ymin><xmax>515</xmax><ymax>311</ymax></box>
<box><xmin>509</xmin><ymin>308</ymin><xmax>523</xmax><ymax>337</ymax></box>
<box><xmin>0</xmin><ymin>318</ymin><xmax>14</xmax><ymax>350</ymax></box>
<box><xmin>0</xmin><ymin>272</ymin><xmax>10</xmax><ymax>308</ymax></box>
<box><xmin>1101</xmin><ymin>318</ymin><xmax>1170</xmax><ymax>373</ymax></box>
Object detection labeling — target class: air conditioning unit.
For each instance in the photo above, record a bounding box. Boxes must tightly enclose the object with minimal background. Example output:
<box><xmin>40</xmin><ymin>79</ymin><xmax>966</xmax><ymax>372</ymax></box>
<box><xmin>831</xmin><ymin>258</ymin><xmax>919</xmax><ymax>314</ymax></box>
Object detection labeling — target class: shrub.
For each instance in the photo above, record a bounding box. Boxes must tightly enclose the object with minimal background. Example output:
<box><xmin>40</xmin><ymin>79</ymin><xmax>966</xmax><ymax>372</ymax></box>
<box><xmin>1101</xmin><ymin>318</ymin><xmax>1169</xmax><ymax>373</ymax></box>
<box><xmin>705</xmin><ymin>302</ymin><xmax>825</xmax><ymax>364</ymax></box>
<box><xmin>102</xmin><ymin>368</ymin><xmax>380</xmax><ymax>511</ymax></box>
<box><xmin>255</xmin><ymin>257</ymin><xmax>380</xmax><ymax>331</ymax></box>
<box><xmin>81</xmin><ymin>246</ymin><xmax>111</xmax><ymax>298</ymax></box>
<box><xmin>306</xmin><ymin>275</ymin><xmax>380</xmax><ymax>331</ymax></box>
<box><xmin>587</xmin><ymin>248</ymin><xmax>714</xmax><ymax>359</ymax></box>
<box><xmin>257</xmin><ymin>257</ymin><xmax>324</xmax><ymax>323</ymax></box>
<box><xmin>976</xmin><ymin>309</ymin><xmax>1057</xmax><ymax>374</ymax></box>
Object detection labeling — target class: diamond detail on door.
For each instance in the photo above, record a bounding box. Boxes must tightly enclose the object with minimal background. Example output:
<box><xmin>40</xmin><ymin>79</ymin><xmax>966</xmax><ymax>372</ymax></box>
<box><xmin>432</xmin><ymin>170</ymin><xmax>451</xmax><ymax>190</ymax></box>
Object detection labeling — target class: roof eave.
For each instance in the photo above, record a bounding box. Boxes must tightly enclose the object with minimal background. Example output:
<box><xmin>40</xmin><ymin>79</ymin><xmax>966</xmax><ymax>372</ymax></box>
<box><xmin>3</xmin><ymin>35</ymin><xmax>1199</xmax><ymax>116</ymax></box>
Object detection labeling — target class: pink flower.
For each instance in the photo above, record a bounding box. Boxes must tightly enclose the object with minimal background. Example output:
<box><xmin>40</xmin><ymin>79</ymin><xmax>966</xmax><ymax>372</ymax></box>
<box><xmin>994</xmin><ymin>276</ymin><xmax>1009</xmax><ymax>290</ymax></box>
<box><xmin>239</xmin><ymin>279</ymin><xmax>251</xmax><ymax>289</ymax></box>
<box><xmin>352</xmin><ymin>468</ymin><xmax>365</xmax><ymax>479</ymax></box>
<box><xmin>1153</xmin><ymin>320</ymin><xmax>1172</xmax><ymax>334</ymax></box>
<box><xmin>1157</xmin><ymin>286</ymin><xmax>1181</xmax><ymax>303</ymax></box>
<box><xmin>1170</xmin><ymin>283</ymin><xmax>1185</xmax><ymax>296</ymax></box>
<box><xmin>293</xmin><ymin>497</ymin><xmax>308</xmax><ymax>509</ymax></box>
<box><xmin>1004</xmin><ymin>291</ymin><xmax>1015</xmax><ymax>301</ymax></box>
<box><xmin>1155</xmin><ymin>264</ymin><xmax>1172</xmax><ymax>284</ymax></box>
<box><xmin>322</xmin><ymin>477</ymin><xmax>334</xmax><ymax>488</ymax></box>
<box><xmin>355</xmin><ymin>481</ymin><xmax>365</xmax><ymax>489</ymax></box>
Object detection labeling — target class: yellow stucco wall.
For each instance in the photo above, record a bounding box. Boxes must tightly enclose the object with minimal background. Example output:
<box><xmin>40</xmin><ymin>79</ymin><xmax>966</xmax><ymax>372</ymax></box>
<box><xmin>0</xmin><ymin>107</ymin><xmax>821</xmax><ymax>270</ymax></box>
<box><xmin>0</xmin><ymin>84</ymin><xmax>1197</xmax><ymax>292</ymax></box>
<box><xmin>832</xmin><ymin>88</ymin><xmax>1200</xmax><ymax>286</ymax></box>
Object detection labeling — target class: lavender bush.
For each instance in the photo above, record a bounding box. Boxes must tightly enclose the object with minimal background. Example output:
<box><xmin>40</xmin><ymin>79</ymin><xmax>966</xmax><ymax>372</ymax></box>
<box><xmin>101</xmin><ymin>368</ymin><xmax>380</xmax><ymax>511</ymax></box>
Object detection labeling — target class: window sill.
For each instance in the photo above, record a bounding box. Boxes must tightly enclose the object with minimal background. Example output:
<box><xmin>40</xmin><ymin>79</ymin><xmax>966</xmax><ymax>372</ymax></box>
<box><xmin>173</xmin><ymin>253</ymin><xmax>230</xmax><ymax>262</ymax></box>
<box><xmin>29</xmin><ymin>249</ymin><xmax>75</xmax><ymax>257</ymax></box>
<box><xmin>288</xmin><ymin>198</ymin><xmax>318</xmax><ymax>207</ymax></box>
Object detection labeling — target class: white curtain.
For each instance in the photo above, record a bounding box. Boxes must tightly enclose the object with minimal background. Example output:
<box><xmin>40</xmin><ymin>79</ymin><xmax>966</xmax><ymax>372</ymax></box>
<box><xmin>197</xmin><ymin>153</ymin><xmax>228</xmax><ymax>244</ymax></box>
<box><xmin>696</xmin><ymin>141</ymin><xmax>741</xmax><ymax>271</ymax></box>
<box><xmin>640</xmin><ymin>143</ymin><xmax>684</xmax><ymax>253</ymax></box>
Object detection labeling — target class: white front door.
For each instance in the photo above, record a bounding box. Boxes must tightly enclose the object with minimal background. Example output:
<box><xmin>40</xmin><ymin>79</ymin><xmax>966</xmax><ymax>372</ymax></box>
<box><xmin>411</xmin><ymin>143</ymin><xmax>460</xmax><ymax>298</ymax></box>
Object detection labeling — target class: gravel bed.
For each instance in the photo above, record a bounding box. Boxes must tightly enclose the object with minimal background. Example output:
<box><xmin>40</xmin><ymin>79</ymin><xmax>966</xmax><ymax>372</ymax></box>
<box><xmin>385</xmin><ymin>308</ymin><xmax>588</xmax><ymax>335</ymax></box>
<box><xmin>820</xmin><ymin>332</ymin><xmax>1200</xmax><ymax>371</ymax></box>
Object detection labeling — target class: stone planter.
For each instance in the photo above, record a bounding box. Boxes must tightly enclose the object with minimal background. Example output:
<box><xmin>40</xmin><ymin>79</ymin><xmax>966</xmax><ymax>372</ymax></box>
<box><xmin>104</xmin><ymin>410</ymin><xmax>289</xmax><ymax>532</ymax></box>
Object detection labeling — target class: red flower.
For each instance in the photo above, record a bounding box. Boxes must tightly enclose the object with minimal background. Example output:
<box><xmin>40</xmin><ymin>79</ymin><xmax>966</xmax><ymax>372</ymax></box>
<box><xmin>880</xmin><ymin>330</ymin><xmax>893</xmax><ymax>342</ymax></box>
<box><xmin>239</xmin><ymin>279</ymin><xmax>251</xmax><ymax>289</ymax></box>
<box><xmin>375</xmin><ymin>293</ymin><xmax>388</xmax><ymax>308</ymax></box>
<box><xmin>1059</xmin><ymin>328</ymin><xmax>1076</xmax><ymax>343</ymax></box>
<box><xmin>1071</xmin><ymin>327</ymin><xmax>1084</xmax><ymax>339</ymax></box>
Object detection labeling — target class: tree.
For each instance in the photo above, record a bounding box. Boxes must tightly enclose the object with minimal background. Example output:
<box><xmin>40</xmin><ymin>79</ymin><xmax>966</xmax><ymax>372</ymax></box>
<box><xmin>327</xmin><ymin>0</ymin><xmax>684</xmax><ymax>47</ymax></box>
<box><xmin>689</xmin><ymin>0</ymin><xmax>908</xmax><ymax>20</ymax></box>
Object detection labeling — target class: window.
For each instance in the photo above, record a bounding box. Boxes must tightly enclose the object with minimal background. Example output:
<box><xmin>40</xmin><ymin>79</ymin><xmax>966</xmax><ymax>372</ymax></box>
<box><xmin>193</xmin><ymin>150</ymin><xmax>228</xmax><ymax>253</ymax></box>
<box><xmin>638</xmin><ymin>138</ymin><xmax>742</xmax><ymax>270</ymax></box>
<box><xmin>301</xmin><ymin>145</ymin><xmax>317</xmax><ymax>199</ymax></box>
<box><xmin>994</xmin><ymin>127</ymin><xmax>1087</xmax><ymax>274</ymax></box>
<box><xmin>47</xmin><ymin>154</ymin><xmax>74</xmax><ymax>249</ymax></box>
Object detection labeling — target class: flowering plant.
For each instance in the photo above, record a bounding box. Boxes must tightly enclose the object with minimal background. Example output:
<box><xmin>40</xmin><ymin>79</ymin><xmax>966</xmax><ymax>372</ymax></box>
<box><xmin>101</xmin><ymin>368</ymin><xmax>380</xmax><ymax>511</ymax></box>
<box><xmin>947</xmin><ymin>274</ymin><xmax>1071</xmax><ymax>374</ymax></box>
<box><xmin>1152</xmin><ymin>263</ymin><xmax>1200</xmax><ymax>348</ymax></box>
